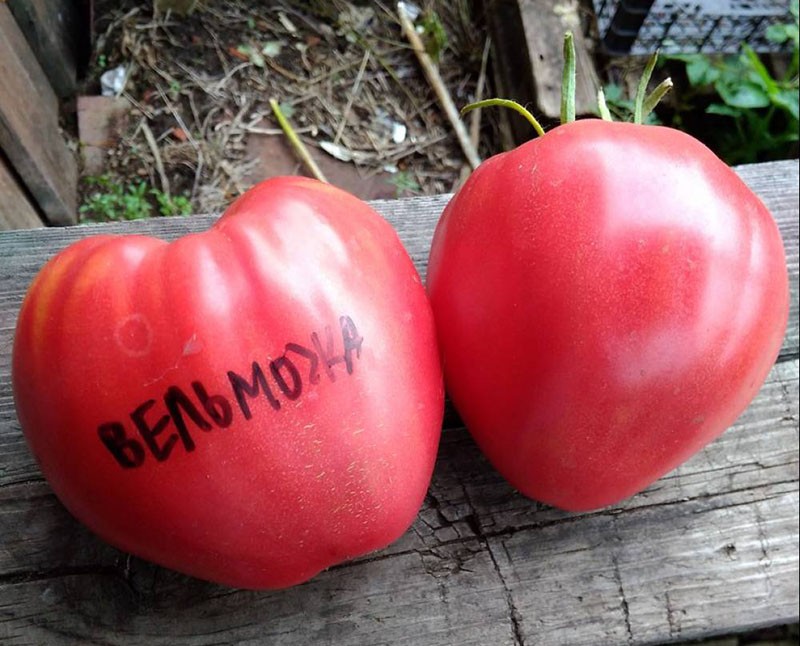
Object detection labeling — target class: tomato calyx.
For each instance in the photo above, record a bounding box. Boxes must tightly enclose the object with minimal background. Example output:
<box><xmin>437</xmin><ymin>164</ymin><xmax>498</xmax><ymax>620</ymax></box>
<box><xmin>461</xmin><ymin>32</ymin><xmax>674</xmax><ymax>136</ymax></box>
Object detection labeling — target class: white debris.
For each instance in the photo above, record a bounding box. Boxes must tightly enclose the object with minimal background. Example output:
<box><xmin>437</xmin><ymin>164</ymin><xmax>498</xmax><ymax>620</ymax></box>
<box><xmin>100</xmin><ymin>65</ymin><xmax>128</xmax><ymax>96</ymax></box>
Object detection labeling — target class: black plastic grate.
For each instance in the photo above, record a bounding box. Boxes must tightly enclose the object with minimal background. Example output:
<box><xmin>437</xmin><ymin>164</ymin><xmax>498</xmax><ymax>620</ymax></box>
<box><xmin>593</xmin><ymin>0</ymin><xmax>794</xmax><ymax>54</ymax></box>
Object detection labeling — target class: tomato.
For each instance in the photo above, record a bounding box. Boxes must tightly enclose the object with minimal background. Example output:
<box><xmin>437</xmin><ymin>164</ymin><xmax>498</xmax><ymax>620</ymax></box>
<box><xmin>427</xmin><ymin>119</ymin><xmax>789</xmax><ymax>512</ymax></box>
<box><xmin>12</xmin><ymin>176</ymin><xmax>443</xmax><ymax>589</ymax></box>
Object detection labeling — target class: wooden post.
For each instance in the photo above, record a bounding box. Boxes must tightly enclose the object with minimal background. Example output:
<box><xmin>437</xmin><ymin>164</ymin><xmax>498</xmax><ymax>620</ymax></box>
<box><xmin>0</xmin><ymin>152</ymin><xmax>45</xmax><ymax>230</ymax></box>
<box><xmin>0</xmin><ymin>5</ymin><xmax>78</xmax><ymax>225</ymax></box>
<box><xmin>6</xmin><ymin>0</ymin><xmax>81</xmax><ymax>97</ymax></box>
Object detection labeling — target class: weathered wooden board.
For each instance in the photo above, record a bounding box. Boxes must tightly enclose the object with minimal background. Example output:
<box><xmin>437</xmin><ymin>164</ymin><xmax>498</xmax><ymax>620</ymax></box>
<box><xmin>0</xmin><ymin>153</ymin><xmax>44</xmax><ymax>230</ymax></box>
<box><xmin>6</xmin><ymin>0</ymin><xmax>80</xmax><ymax>97</ymax></box>
<box><xmin>735</xmin><ymin>161</ymin><xmax>800</xmax><ymax>358</ymax></box>
<box><xmin>516</xmin><ymin>0</ymin><xmax>601</xmax><ymax>119</ymax></box>
<box><xmin>0</xmin><ymin>160</ymin><xmax>797</xmax><ymax>644</ymax></box>
<box><xmin>0</xmin><ymin>5</ymin><xmax>78</xmax><ymax>225</ymax></box>
<box><xmin>485</xmin><ymin>0</ymin><xmax>601</xmax><ymax>133</ymax></box>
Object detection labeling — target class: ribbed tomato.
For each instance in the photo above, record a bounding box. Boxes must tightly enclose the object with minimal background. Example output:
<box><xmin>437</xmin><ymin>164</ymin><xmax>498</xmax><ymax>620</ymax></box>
<box><xmin>427</xmin><ymin>119</ymin><xmax>788</xmax><ymax>511</ymax></box>
<box><xmin>13</xmin><ymin>177</ymin><xmax>443</xmax><ymax>588</ymax></box>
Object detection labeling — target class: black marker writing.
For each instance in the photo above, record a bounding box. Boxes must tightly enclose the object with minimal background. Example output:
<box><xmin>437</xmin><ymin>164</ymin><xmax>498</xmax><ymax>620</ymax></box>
<box><xmin>99</xmin><ymin>315</ymin><xmax>364</xmax><ymax>469</ymax></box>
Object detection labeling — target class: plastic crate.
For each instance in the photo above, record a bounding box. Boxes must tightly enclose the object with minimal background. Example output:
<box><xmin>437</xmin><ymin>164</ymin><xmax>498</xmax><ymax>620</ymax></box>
<box><xmin>593</xmin><ymin>0</ymin><xmax>794</xmax><ymax>54</ymax></box>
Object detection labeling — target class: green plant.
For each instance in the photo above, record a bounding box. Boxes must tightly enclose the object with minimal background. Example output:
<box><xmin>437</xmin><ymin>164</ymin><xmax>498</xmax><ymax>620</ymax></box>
<box><xmin>80</xmin><ymin>176</ymin><xmax>191</xmax><ymax>221</ymax></box>
<box><xmin>154</xmin><ymin>191</ymin><xmax>192</xmax><ymax>217</ymax></box>
<box><xmin>389</xmin><ymin>170</ymin><xmax>421</xmax><ymax>196</ymax></box>
<box><xmin>598</xmin><ymin>83</ymin><xmax>662</xmax><ymax>125</ymax></box>
<box><xmin>418</xmin><ymin>10</ymin><xmax>448</xmax><ymax>62</ymax></box>
<box><xmin>80</xmin><ymin>176</ymin><xmax>152</xmax><ymax>221</ymax></box>
<box><xmin>667</xmin><ymin>1</ymin><xmax>799</xmax><ymax>163</ymax></box>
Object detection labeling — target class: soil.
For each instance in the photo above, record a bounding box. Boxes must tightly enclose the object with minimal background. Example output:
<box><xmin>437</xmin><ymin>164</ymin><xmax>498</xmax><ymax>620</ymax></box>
<box><xmin>80</xmin><ymin>0</ymin><xmax>503</xmax><ymax>219</ymax></box>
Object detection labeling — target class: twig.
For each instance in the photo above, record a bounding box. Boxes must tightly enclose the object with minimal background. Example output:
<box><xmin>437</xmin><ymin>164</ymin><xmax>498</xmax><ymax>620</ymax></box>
<box><xmin>269</xmin><ymin>99</ymin><xmax>328</xmax><ymax>183</ymax></box>
<box><xmin>396</xmin><ymin>2</ymin><xmax>481</xmax><ymax>170</ymax></box>
<box><xmin>156</xmin><ymin>83</ymin><xmax>199</xmax><ymax>147</ymax></box>
<box><xmin>244</xmin><ymin>125</ymin><xmax>318</xmax><ymax>136</ymax></box>
<box><xmin>141</xmin><ymin>121</ymin><xmax>170</xmax><ymax>197</ymax></box>
<box><xmin>219</xmin><ymin>160</ymin><xmax>247</xmax><ymax>196</ymax></box>
<box><xmin>457</xmin><ymin>36</ymin><xmax>492</xmax><ymax>190</ymax></box>
<box><xmin>265</xmin><ymin>57</ymin><xmax>308</xmax><ymax>84</ymax></box>
<box><xmin>351</xmin><ymin>33</ymin><xmax>432</xmax><ymax>129</ymax></box>
<box><xmin>334</xmin><ymin>49</ymin><xmax>371</xmax><ymax>145</ymax></box>
<box><xmin>470</xmin><ymin>37</ymin><xmax>492</xmax><ymax>148</ymax></box>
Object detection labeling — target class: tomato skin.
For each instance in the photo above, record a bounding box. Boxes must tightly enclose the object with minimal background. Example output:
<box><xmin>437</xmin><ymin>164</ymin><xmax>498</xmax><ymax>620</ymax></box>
<box><xmin>427</xmin><ymin>119</ymin><xmax>789</xmax><ymax>512</ymax></box>
<box><xmin>13</xmin><ymin>177</ymin><xmax>443</xmax><ymax>589</ymax></box>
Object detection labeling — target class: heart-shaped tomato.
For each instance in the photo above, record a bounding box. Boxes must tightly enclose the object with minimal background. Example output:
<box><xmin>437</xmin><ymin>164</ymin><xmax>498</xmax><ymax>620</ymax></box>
<box><xmin>427</xmin><ymin>119</ymin><xmax>788</xmax><ymax>511</ymax></box>
<box><xmin>13</xmin><ymin>177</ymin><xmax>443</xmax><ymax>589</ymax></box>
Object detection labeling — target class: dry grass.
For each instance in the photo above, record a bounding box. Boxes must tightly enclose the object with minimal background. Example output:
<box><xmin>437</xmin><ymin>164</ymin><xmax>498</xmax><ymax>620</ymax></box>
<box><xmin>87</xmin><ymin>0</ymin><xmax>501</xmax><ymax>215</ymax></box>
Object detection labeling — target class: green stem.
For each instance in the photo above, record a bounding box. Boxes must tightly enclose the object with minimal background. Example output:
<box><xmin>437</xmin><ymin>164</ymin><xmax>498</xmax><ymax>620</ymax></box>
<box><xmin>269</xmin><ymin>99</ymin><xmax>328</xmax><ymax>183</ymax></box>
<box><xmin>641</xmin><ymin>78</ymin><xmax>673</xmax><ymax>121</ymax></box>
<box><xmin>597</xmin><ymin>87</ymin><xmax>613</xmax><ymax>121</ymax></box>
<box><xmin>634</xmin><ymin>50</ymin><xmax>660</xmax><ymax>124</ymax></box>
<box><xmin>461</xmin><ymin>99</ymin><xmax>546</xmax><ymax>137</ymax></box>
<box><xmin>561</xmin><ymin>32</ymin><xmax>576</xmax><ymax>124</ymax></box>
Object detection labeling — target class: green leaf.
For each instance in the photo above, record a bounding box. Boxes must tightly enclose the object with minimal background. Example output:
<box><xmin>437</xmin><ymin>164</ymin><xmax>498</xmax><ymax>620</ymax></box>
<box><xmin>418</xmin><ymin>11</ymin><xmax>448</xmax><ymax>62</ymax></box>
<box><xmin>773</xmin><ymin>87</ymin><xmax>800</xmax><ymax>121</ymax></box>
<box><xmin>603</xmin><ymin>83</ymin><xmax>624</xmax><ymax>102</ymax></box>
<box><xmin>766</xmin><ymin>23</ymin><xmax>790</xmax><ymax>44</ymax></box>
<box><xmin>279</xmin><ymin>101</ymin><xmax>295</xmax><ymax>119</ymax></box>
<box><xmin>706</xmin><ymin>103</ymin><xmax>742</xmax><ymax>117</ymax></box>
<box><xmin>741</xmin><ymin>45</ymin><xmax>778</xmax><ymax>94</ymax></box>
<box><xmin>237</xmin><ymin>44</ymin><xmax>265</xmax><ymax>68</ymax></box>
<box><xmin>262</xmin><ymin>41</ymin><xmax>283</xmax><ymax>57</ymax></box>
<box><xmin>685</xmin><ymin>56</ymin><xmax>720</xmax><ymax>87</ymax></box>
<box><xmin>716</xmin><ymin>80</ymin><xmax>771</xmax><ymax>108</ymax></box>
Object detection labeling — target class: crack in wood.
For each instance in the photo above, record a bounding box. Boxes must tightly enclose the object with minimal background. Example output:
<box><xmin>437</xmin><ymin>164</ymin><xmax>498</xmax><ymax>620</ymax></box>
<box><xmin>610</xmin><ymin>544</ymin><xmax>634</xmax><ymax>644</ymax></box>
<box><xmin>2</xmin><ymin>479</ymin><xmax>797</xmax><ymax>585</ymax></box>
<box><xmin>665</xmin><ymin>590</ymin><xmax>679</xmax><ymax>638</ymax></box>
<box><xmin>0</xmin><ymin>476</ymin><xmax>46</xmax><ymax>490</ymax></box>
<box><xmin>0</xmin><ymin>564</ymin><xmax>125</xmax><ymax>587</ymax></box>
<box><xmin>455</xmin><ymin>481</ymin><xmax>526</xmax><ymax>646</ymax></box>
<box><xmin>753</xmin><ymin>506</ymin><xmax>776</xmax><ymax>600</ymax></box>
<box><xmin>485</xmin><ymin>539</ymin><xmax>525</xmax><ymax>646</ymax></box>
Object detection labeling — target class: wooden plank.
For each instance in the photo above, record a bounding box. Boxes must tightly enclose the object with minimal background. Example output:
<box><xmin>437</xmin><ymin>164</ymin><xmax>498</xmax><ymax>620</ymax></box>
<box><xmin>485</xmin><ymin>0</ymin><xmax>601</xmax><ymax>129</ymax></box>
<box><xmin>482</xmin><ymin>0</ymin><xmax>537</xmax><ymax>148</ymax></box>
<box><xmin>517</xmin><ymin>0</ymin><xmax>601</xmax><ymax>119</ymax></box>
<box><xmin>0</xmin><ymin>363</ymin><xmax>796</xmax><ymax>644</ymax></box>
<box><xmin>0</xmin><ymin>5</ymin><xmax>78</xmax><ymax>225</ymax></box>
<box><xmin>0</xmin><ymin>160</ymin><xmax>797</xmax><ymax>644</ymax></box>
<box><xmin>0</xmin><ymin>152</ymin><xmax>45</xmax><ymax>230</ymax></box>
<box><xmin>735</xmin><ymin>160</ymin><xmax>800</xmax><ymax>359</ymax></box>
<box><xmin>6</xmin><ymin>0</ymin><xmax>80</xmax><ymax>97</ymax></box>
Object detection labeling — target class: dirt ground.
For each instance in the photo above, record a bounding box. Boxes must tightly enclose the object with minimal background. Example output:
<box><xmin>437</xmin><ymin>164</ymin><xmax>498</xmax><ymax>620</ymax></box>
<box><xmin>81</xmin><ymin>0</ymin><xmax>502</xmax><ymax>218</ymax></box>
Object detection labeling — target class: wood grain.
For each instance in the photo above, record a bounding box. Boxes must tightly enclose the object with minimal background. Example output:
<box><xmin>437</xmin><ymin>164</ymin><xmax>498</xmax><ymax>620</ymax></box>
<box><xmin>0</xmin><ymin>160</ymin><xmax>797</xmax><ymax>645</ymax></box>
<box><xmin>0</xmin><ymin>5</ymin><xmax>78</xmax><ymax>225</ymax></box>
<box><xmin>6</xmin><ymin>0</ymin><xmax>79</xmax><ymax>98</ymax></box>
<box><xmin>0</xmin><ymin>152</ymin><xmax>44</xmax><ymax>230</ymax></box>
<box><xmin>517</xmin><ymin>0</ymin><xmax>601</xmax><ymax>119</ymax></box>
<box><xmin>485</xmin><ymin>0</ymin><xmax>601</xmax><ymax>126</ymax></box>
